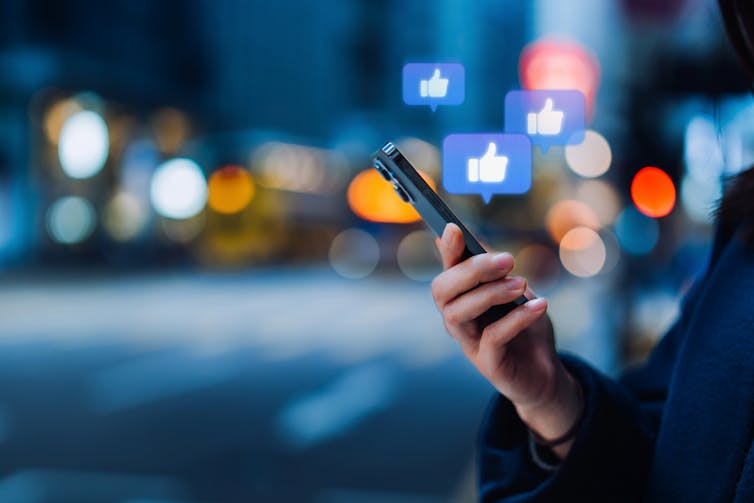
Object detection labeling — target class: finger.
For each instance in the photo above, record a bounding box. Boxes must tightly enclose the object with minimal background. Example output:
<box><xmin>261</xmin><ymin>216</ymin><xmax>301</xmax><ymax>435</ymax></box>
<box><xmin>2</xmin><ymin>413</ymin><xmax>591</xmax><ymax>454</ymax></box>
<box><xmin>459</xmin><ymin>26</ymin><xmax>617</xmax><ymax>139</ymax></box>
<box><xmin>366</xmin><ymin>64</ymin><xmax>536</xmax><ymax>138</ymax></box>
<box><xmin>442</xmin><ymin>276</ymin><xmax>527</xmax><ymax>327</ymax></box>
<box><xmin>480</xmin><ymin>298</ymin><xmax>548</xmax><ymax>350</ymax></box>
<box><xmin>432</xmin><ymin>251</ymin><xmax>515</xmax><ymax>307</ymax></box>
<box><xmin>437</xmin><ymin>223</ymin><xmax>465</xmax><ymax>270</ymax></box>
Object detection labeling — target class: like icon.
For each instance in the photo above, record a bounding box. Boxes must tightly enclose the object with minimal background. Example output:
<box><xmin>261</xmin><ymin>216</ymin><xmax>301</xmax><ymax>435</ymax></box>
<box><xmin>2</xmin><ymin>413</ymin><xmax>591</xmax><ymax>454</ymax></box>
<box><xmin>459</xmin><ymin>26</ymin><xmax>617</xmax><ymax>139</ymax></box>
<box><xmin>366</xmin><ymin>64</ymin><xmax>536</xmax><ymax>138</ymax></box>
<box><xmin>467</xmin><ymin>143</ymin><xmax>508</xmax><ymax>183</ymax></box>
<box><xmin>403</xmin><ymin>63</ymin><xmax>464</xmax><ymax>111</ymax></box>
<box><xmin>527</xmin><ymin>98</ymin><xmax>564</xmax><ymax>135</ymax></box>
<box><xmin>443</xmin><ymin>134</ymin><xmax>531</xmax><ymax>203</ymax></box>
<box><xmin>419</xmin><ymin>69</ymin><xmax>449</xmax><ymax>98</ymax></box>
<box><xmin>505</xmin><ymin>90</ymin><xmax>585</xmax><ymax>152</ymax></box>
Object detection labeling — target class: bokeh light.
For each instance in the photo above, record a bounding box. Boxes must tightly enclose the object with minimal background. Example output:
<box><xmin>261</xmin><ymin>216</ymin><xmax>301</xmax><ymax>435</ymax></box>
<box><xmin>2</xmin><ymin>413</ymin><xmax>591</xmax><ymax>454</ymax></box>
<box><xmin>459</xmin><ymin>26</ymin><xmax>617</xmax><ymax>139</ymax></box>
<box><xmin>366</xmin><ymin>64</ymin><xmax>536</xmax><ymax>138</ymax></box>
<box><xmin>150</xmin><ymin>158</ymin><xmax>208</xmax><ymax>219</ymax></box>
<box><xmin>329</xmin><ymin>228</ymin><xmax>380</xmax><ymax>279</ymax></box>
<box><xmin>254</xmin><ymin>142</ymin><xmax>347</xmax><ymax>194</ymax></box>
<box><xmin>631</xmin><ymin>166</ymin><xmax>676</xmax><ymax>218</ymax></box>
<box><xmin>47</xmin><ymin>196</ymin><xmax>96</xmax><ymax>244</ymax></box>
<box><xmin>559</xmin><ymin>226</ymin><xmax>606</xmax><ymax>277</ymax></box>
<box><xmin>519</xmin><ymin>39</ymin><xmax>601</xmax><ymax>116</ymax></box>
<box><xmin>684</xmin><ymin>114</ymin><xmax>724</xmax><ymax>183</ymax></box>
<box><xmin>565</xmin><ymin>130</ymin><xmax>612</xmax><ymax>178</ymax></box>
<box><xmin>514</xmin><ymin>244</ymin><xmax>560</xmax><ymax>292</ymax></box>
<box><xmin>545</xmin><ymin>199</ymin><xmax>600</xmax><ymax>243</ymax></box>
<box><xmin>574</xmin><ymin>180</ymin><xmax>621</xmax><ymax>225</ymax></box>
<box><xmin>160</xmin><ymin>214</ymin><xmax>205</xmax><ymax>243</ymax></box>
<box><xmin>103</xmin><ymin>191</ymin><xmax>148</xmax><ymax>242</ymax></box>
<box><xmin>395</xmin><ymin>137</ymin><xmax>441</xmax><ymax>179</ymax></box>
<box><xmin>151</xmin><ymin>107</ymin><xmax>191</xmax><ymax>153</ymax></box>
<box><xmin>396</xmin><ymin>230</ymin><xmax>441</xmax><ymax>281</ymax></box>
<box><xmin>614</xmin><ymin>206</ymin><xmax>659</xmax><ymax>255</ymax></box>
<box><xmin>207</xmin><ymin>166</ymin><xmax>255</xmax><ymax>214</ymax></box>
<box><xmin>44</xmin><ymin>98</ymin><xmax>83</xmax><ymax>144</ymax></box>
<box><xmin>681</xmin><ymin>174</ymin><xmax>721</xmax><ymax>224</ymax></box>
<box><xmin>58</xmin><ymin>110</ymin><xmax>110</xmax><ymax>179</ymax></box>
<box><xmin>347</xmin><ymin>169</ymin><xmax>435</xmax><ymax>224</ymax></box>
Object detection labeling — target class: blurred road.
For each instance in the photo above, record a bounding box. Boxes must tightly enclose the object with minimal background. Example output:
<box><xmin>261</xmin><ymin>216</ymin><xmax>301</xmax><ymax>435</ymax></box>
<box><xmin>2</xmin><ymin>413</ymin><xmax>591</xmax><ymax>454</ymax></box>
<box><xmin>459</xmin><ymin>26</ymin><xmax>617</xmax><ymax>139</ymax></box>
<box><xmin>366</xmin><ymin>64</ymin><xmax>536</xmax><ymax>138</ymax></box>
<box><xmin>0</xmin><ymin>269</ymin><xmax>494</xmax><ymax>502</ymax></box>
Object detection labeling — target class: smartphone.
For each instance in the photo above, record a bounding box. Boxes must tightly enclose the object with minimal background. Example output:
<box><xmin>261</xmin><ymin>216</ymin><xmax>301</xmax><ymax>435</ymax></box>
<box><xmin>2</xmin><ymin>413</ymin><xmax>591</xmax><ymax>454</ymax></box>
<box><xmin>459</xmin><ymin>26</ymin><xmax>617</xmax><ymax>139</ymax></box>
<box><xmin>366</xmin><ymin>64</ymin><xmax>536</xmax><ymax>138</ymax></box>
<box><xmin>372</xmin><ymin>141</ymin><xmax>528</xmax><ymax>322</ymax></box>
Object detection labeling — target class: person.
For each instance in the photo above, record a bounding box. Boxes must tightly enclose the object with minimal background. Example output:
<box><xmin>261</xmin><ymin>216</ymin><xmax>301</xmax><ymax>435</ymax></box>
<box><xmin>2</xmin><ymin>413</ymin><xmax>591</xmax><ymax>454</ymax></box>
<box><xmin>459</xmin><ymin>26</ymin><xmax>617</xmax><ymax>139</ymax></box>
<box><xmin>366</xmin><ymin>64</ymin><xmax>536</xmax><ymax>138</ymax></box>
<box><xmin>430</xmin><ymin>1</ymin><xmax>754</xmax><ymax>501</ymax></box>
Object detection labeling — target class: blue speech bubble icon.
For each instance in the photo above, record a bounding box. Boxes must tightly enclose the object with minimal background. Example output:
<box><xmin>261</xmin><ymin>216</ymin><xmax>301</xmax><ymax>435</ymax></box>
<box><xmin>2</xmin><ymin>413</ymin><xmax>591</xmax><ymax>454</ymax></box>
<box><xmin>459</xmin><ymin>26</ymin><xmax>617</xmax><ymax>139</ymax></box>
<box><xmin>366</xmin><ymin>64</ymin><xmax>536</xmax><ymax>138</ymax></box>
<box><xmin>504</xmin><ymin>90</ymin><xmax>585</xmax><ymax>152</ymax></box>
<box><xmin>442</xmin><ymin>134</ymin><xmax>532</xmax><ymax>203</ymax></box>
<box><xmin>403</xmin><ymin>63</ymin><xmax>464</xmax><ymax>111</ymax></box>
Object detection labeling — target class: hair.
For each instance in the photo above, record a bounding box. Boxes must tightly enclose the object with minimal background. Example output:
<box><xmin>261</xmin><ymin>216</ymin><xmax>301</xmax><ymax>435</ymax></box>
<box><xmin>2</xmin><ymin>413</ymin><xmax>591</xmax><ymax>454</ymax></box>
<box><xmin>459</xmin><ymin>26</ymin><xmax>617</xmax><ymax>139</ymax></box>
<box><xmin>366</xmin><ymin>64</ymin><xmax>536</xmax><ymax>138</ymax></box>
<box><xmin>716</xmin><ymin>0</ymin><xmax>754</xmax><ymax>245</ymax></box>
<box><xmin>716</xmin><ymin>168</ymin><xmax>754</xmax><ymax>245</ymax></box>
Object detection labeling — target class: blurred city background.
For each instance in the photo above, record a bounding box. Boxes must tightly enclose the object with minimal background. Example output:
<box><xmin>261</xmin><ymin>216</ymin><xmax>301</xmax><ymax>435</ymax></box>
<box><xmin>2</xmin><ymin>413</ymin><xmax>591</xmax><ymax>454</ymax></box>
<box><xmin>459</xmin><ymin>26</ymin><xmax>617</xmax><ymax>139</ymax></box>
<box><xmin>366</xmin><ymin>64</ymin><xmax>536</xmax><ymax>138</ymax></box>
<box><xmin>0</xmin><ymin>0</ymin><xmax>751</xmax><ymax>501</ymax></box>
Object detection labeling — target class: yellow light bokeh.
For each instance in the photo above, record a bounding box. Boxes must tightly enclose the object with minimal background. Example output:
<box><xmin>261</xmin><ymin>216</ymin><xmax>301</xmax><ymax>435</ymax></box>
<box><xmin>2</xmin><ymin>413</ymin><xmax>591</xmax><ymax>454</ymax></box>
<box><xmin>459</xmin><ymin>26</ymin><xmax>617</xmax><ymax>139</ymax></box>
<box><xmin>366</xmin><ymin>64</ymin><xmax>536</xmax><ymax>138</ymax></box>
<box><xmin>347</xmin><ymin>169</ymin><xmax>436</xmax><ymax>224</ymax></box>
<box><xmin>44</xmin><ymin>98</ymin><xmax>83</xmax><ymax>145</ymax></box>
<box><xmin>208</xmin><ymin>166</ymin><xmax>255</xmax><ymax>214</ymax></box>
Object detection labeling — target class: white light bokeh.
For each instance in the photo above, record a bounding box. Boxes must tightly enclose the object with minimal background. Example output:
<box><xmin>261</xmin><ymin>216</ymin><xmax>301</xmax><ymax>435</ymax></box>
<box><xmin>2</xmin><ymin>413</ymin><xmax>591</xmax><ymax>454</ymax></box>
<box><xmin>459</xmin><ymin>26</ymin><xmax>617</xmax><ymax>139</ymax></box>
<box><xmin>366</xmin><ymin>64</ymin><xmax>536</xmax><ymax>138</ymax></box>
<box><xmin>574</xmin><ymin>180</ymin><xmax>620</xmax><ymax>226</ymax></box>
<box><xmin>396</xmin><ymin>230</ymin><xmax>441</xmax><ymax>281</ymax></box>
<box><xmin>559</xmin><ymin>226</ymin><xmax>606</xmax><ymax>278</ymax></box>
<box><xmin>565</xmin><ymin>130</ymin><xmax>611</xmax><ymax>178</ymax></box>
<box><xmin>329</xmin><ymin>228</ymin><xmax>380</xmax><ymax>279</ymax></box>
<box><xmin>103</xmin><ymin>191</ymin><xmax>148</xmax><ymax>241</ymax></box>
<box><xmin>47</xmin><ymin>196</ymin><xmax>96</xmax><ymax>244</ymax></box>
<box><xmin>681</xmin><ymin>174</ymin><xmax>722</xmax><ymax>224</ymax></box>
<box><xmin>684</xmin><ymin>114</ymin><xmax>724</xmax><ymax>183</ymax></box>
<box><xmin>150</xmin><ymin>158</ymin><xmax>207</xmax><ymax>219</ymax></box>
<box><xmin>58</xmin><ymin>110</ymin><xmax>110</xmax><ymax>179</ymax></box>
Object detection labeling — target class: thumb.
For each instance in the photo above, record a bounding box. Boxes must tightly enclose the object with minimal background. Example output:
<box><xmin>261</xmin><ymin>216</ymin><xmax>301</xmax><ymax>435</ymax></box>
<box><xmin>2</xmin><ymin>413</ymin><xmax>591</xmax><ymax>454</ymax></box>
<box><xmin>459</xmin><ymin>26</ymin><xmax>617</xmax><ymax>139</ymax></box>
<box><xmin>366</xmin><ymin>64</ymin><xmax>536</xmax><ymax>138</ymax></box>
<box><xmin>482</xmin><ymin>142</ymin><xmax>497</xmax><ymax>158</ymax></box>
<box><xmin>541</xmin><ymin>98</ymin><xmax>553</xmax><ymax>113</ymax></box>
<box><xmin>431</xmin><ymin>68</ymin><xmax>441</xmax><ymax>80</ymax></box>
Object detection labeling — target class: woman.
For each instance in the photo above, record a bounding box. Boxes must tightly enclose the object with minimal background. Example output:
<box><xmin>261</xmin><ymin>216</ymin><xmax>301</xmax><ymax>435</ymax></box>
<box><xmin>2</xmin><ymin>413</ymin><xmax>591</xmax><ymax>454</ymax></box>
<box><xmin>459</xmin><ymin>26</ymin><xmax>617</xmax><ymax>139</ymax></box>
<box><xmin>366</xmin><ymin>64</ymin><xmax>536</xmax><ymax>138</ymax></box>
<box><xmin>431</xmin><ymin>2</ymin><xmax>754</xmax><ymax>501</ymax></box>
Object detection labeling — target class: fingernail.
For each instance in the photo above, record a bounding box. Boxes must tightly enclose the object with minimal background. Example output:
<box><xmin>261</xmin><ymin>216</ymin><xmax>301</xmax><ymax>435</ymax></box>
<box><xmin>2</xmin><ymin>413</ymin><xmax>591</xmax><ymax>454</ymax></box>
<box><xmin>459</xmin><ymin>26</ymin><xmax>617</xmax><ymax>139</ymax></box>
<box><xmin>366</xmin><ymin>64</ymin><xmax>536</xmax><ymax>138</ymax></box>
<box><xmin>441</xmin><ymin>225</ymin><xmax>452</xmax><ymax>244</ymax></box>
<box><xmin>505</xmin><ymin>276</ymin><xmax>524</xmax><ymax>289</ymax></box>
<box><xmin>492</xmin><ymin>253</ymin><xmax>512</xmax><ymax>269</ymax></box>
<box><xmin>527</xmin><ymin>298</ymin><xmax>547</xmax><ymax>311</ymax></box>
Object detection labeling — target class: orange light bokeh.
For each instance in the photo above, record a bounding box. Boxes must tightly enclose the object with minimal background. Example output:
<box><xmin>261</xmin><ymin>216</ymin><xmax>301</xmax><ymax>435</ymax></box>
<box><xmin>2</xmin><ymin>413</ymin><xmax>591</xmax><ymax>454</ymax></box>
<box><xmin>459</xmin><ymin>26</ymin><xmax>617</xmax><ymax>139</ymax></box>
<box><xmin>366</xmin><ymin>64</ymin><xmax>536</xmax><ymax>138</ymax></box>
<box><xmin>631</xmin><ymin>167</ymin><xmax>676</xmax><ymax>218</ymax></box>
<box><xmin>347</xmin><ymin>169</ymin><xmax>436</xmax><ymax>224</ymax></box>
<box><xmin>208</xmin><ymin>165</ymin><xmax>255</xmax><ymax>214</ymax></box>
<box><xmin>519</xmin><ymin>39</ymin><xmax>601</xmax><ymax>118</ymax></box>
<box><xmin>545</xmin><ymin>199</ymin><xmax>600</xmax><ymax>243</ymax></box>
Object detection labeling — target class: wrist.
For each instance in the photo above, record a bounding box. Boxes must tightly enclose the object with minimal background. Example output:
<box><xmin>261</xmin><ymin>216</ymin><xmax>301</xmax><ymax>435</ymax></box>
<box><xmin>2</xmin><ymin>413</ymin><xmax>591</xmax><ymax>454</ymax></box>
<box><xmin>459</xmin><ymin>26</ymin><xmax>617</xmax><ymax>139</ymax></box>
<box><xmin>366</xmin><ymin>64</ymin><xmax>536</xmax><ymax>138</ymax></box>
<box><xmin>515</xmin><ymin>363</ymin><xmax>584</xmax><ymax>446</ymax></box>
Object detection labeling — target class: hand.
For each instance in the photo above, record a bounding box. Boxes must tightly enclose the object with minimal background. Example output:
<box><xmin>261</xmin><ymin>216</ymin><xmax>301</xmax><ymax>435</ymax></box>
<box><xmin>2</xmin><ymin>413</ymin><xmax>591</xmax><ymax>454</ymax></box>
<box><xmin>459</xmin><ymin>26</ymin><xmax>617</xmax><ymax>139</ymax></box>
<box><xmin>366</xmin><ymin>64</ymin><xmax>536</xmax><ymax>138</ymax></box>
<box><xmin>431</xmin><ymin>223</ymin><xmax>582</xmax><ymax>458</ymax></box>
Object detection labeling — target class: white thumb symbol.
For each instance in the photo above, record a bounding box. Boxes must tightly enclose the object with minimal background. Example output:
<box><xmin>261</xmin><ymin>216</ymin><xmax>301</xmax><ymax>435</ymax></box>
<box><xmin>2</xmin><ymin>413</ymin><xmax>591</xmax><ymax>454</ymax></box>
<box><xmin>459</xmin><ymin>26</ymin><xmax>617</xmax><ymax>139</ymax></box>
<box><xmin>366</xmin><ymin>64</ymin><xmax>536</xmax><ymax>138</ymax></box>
<box><xmin>541</xmin><ymin>98</ymin><xmax>553</xmax><ymax>113</ymax></box>
<box><xmin>483</xmin><ymin>142</ymin><xmax>497</xmax><ymax>157</ymax></box>
<box><xmin>432</xmin><ymin>69</ymin><xmax>441</xmax><ymax>79</ymax></box>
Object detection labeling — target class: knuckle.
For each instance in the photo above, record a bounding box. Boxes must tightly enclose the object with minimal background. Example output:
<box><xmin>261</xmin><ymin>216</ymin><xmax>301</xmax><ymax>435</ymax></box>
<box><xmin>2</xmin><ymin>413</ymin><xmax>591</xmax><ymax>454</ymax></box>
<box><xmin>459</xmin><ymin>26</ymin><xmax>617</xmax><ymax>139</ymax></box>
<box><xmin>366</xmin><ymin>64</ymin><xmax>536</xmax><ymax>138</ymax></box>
<box><xmin>430</xmin><ymin>276</ymin><xmax>445</xmax><ymax>303</ymax></box>
<box><xmin>442</xmin><ymin>304</ymin><xmax>458</xmax><ymax>325</ymax></box>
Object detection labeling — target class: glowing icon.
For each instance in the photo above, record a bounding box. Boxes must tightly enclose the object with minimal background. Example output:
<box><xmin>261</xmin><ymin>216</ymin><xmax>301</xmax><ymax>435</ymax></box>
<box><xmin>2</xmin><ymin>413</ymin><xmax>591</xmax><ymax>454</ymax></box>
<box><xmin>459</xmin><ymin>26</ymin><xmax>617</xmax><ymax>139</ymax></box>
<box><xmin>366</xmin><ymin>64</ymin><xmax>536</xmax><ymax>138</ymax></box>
<box><xmin>526</xmin><ymin>98</ymin><xmax>564</xmax><ymax>136</ymax></box>
<box><xmin>419</xmin><ymin>69</ymin><xmax>449</xmax><ymax>98</ymax></box>
<box><xmin>403</xmin><ymin>63</ymin><xmax>464</xmax><ymax>111</ymax></box>
<box><xmin>505</xmin><ymin>90</ymin><xmax>585</xmax><ymax>152</ymax></box>
<box><xmin>467</xmin><ymin>143</ymin><xmax>508</xmax><ymax>183</ymax></box>
<box><xmin>443</xmin><ymin>134</ymin><xmax>531</xmax><ymax>203</ymax></box>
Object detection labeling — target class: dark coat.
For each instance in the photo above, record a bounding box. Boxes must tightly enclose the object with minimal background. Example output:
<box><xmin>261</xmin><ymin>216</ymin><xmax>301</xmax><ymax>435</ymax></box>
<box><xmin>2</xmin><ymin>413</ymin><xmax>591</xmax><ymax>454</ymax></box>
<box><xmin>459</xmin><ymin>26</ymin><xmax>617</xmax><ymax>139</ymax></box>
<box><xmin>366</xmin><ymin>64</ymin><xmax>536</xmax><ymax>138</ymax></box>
<box><xmin>478</xmin><ymin>226</ymin><xmax>754</xmax><ymax>502</ymax></box>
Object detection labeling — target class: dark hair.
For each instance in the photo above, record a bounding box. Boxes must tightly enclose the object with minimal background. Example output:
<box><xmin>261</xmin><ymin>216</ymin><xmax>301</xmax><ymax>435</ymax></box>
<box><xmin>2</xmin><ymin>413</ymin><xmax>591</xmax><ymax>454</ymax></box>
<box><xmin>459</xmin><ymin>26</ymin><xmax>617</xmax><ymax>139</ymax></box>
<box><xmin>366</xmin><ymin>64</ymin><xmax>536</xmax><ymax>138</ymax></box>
<box><xmin>717</xmin><ymin>0</ymin><xmax>754</xmax><ymax>245</ymax></box>
<box><xmin>717</xmin><ymin>167</ymin><xmax>754</xmax><ymax>245</ymax></box>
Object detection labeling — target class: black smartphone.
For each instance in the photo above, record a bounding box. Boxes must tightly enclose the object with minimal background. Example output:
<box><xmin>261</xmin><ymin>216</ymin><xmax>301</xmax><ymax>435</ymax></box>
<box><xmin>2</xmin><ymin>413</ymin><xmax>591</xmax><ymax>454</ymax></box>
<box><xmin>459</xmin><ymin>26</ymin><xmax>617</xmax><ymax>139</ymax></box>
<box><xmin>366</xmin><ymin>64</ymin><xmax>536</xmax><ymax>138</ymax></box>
<box><xmin>372</xmin><ymin>141</ymin><xmax>528</xmax><ymax>322</ymax></box>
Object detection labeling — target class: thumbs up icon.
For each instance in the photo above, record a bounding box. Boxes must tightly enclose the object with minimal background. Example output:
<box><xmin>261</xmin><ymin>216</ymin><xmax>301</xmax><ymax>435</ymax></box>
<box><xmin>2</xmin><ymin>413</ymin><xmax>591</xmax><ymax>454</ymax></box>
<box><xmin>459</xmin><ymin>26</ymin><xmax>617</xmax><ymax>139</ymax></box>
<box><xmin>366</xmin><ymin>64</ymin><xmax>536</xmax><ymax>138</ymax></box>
<box><xmin>526</xmin><ymin>98</ymin><xmax>565</xmax><ymax>136</ymax></box>
<box><xmin>419</xmin><ymin>68</ymin><xmax>449</xmax><ymax>98</ymax></box>
<box><xmin>467</xmin><ymin>142</ymin><xmax>508</xmax><ymax>183</ymax></box>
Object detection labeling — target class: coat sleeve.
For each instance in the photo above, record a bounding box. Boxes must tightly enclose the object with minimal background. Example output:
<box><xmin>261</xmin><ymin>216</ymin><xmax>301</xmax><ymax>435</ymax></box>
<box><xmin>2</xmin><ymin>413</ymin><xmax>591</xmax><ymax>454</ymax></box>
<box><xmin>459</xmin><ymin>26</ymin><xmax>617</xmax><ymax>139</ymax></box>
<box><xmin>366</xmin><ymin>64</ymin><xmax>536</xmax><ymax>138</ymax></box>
<box><xmin>477</xmin><ymin>281</ymin><xmax>701</xmax><ymax>502</ymax></box>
